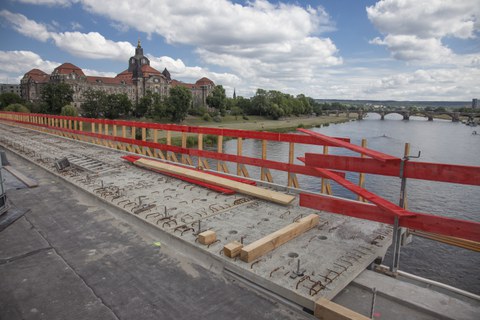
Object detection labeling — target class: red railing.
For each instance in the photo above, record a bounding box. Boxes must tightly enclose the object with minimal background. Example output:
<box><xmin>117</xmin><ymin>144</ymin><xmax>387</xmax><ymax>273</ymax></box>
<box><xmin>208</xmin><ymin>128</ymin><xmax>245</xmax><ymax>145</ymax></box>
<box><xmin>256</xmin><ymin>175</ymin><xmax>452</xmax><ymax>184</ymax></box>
<box><xmin>0</xmin><ymin>111</ymin><xmax>479</xmax><ymax>244</ymax></box>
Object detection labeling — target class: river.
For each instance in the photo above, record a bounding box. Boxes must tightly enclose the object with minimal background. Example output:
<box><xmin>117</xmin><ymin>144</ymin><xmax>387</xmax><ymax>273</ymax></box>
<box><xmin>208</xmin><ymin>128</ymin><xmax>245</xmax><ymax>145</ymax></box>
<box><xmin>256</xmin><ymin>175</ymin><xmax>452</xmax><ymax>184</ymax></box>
<box><xmin>223</xmin><ymin>113</ymin><xmax>480</xmax><ymax>294</ymax></box>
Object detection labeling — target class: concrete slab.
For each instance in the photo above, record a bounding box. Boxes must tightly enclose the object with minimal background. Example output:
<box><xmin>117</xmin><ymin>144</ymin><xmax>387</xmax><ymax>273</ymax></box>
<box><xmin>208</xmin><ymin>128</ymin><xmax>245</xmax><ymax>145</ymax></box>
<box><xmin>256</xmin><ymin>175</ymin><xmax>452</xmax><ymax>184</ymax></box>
<box><xmin>0</xmin><ymin>122</ymin><xmax>392</xmax><ymax>310</ymax></box>
<box><xmin>0</xmin><ymin>148</ymin><xmax>312</xmax><ymax>320</ymax></box>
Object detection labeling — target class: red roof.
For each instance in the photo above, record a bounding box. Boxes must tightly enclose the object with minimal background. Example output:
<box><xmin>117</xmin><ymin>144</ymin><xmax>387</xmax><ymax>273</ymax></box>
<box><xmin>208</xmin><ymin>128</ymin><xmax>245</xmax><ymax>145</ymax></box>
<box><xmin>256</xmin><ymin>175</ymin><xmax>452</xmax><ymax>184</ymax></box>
<box><xmin>53</xmin><ymin>63</ymin><xmax>85</xmax><ymax>76</ymax></box>
<box><xmin>86</xmin><ymin>76</ymin><xmax>132</xmax><ymax>85</ymax></box>
<box><xmin>23</xmin><ymin>68</ymin><xmax>49</xmax><ymax>83</ymax></box>
<box><xmin>116</xmin><ymin>70</ymin><xmax>133</xmax><ymax>80</ymax></box>
<box><xmin>195</xmin><ymin>77</ymin><xmax>214</xmax><ymax>86</ymax></box>
<box><xmin>171</xmin><ymin>79</ymin><xmax>194</xmax><ymax>89</ymax></box>
<box><xmin>141</xmin><ymin>65</ymin><xmax>162</xmax><ymax>77</ymax></box>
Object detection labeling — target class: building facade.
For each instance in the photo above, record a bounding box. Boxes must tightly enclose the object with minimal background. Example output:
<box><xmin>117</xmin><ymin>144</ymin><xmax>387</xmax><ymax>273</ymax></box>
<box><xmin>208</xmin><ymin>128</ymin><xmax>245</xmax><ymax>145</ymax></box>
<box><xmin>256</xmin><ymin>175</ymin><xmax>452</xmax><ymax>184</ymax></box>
<box><xmin>20</xmin><ymin>41</ymin><xmax>215</xmax><ymax>109</ymax></box>
<box><xmin>0</xmin><ymin>83</ymin><xmax>21</xmax><ymax>96</ymax></box>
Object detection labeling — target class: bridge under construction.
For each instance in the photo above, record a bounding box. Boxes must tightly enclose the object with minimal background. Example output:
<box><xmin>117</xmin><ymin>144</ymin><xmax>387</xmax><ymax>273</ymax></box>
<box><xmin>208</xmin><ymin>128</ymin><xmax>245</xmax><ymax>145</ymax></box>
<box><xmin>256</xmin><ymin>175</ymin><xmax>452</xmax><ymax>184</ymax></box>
<box><xmin>0</xmin><ymin>111</ymin><xmax>479</xmax><ymax>319</ymax></box>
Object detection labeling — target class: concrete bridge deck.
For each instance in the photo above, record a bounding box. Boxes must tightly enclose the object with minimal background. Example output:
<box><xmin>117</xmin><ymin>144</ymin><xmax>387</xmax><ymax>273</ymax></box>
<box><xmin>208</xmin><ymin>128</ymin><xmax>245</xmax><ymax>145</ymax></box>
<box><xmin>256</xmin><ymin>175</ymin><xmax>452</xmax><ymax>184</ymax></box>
<box><xmin>2</xmin><ymin>121</ymin><xmax>479</xmax><ymax>320</ymax></box>
<box><xmin>0</xmin><ymin>122</ymin><xmax>392</xmax><ymax>310</ymax></box>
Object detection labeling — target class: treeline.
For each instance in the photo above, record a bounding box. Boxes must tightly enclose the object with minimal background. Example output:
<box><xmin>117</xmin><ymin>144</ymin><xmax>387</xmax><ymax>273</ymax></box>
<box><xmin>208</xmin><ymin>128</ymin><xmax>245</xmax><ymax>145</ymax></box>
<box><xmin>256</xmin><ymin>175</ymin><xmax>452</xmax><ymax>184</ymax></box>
<box><xmin>0</xmin><ymin>83</ymin><xmax>351</xmax><ymax>123</ymax></box>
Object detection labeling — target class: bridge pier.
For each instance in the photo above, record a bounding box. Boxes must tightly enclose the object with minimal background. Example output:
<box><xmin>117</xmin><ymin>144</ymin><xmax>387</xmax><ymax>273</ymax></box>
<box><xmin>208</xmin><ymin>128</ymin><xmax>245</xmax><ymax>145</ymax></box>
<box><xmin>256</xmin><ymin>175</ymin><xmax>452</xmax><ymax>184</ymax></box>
<box><xmin>403</xmin><ymin>112</ymin><xmax>410</xmax><ymax>120</ymax></box>
<box><xmin>381</xmin><ymin>114</ymin><xmax>385</xmax><ymax>120</ymax></box>
<box><xmin>357</xmin><ymin>110</ymin><xmax>363</xmax><ymax>120</ymax></box>
<box><xmin>428</xmin><ymin>116</ymin><xmax>433</xmax><ymax>121</ymax></box>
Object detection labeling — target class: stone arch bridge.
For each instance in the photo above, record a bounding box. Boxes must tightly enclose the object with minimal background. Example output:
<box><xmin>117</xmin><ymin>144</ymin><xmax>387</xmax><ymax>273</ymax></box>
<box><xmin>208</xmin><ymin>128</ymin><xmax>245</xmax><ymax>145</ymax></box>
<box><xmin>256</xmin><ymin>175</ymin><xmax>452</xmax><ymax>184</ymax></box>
<box><xmin>323</xmin><ymin>110</ymin><xmax>480</xmax><ymax>122</ymax></box>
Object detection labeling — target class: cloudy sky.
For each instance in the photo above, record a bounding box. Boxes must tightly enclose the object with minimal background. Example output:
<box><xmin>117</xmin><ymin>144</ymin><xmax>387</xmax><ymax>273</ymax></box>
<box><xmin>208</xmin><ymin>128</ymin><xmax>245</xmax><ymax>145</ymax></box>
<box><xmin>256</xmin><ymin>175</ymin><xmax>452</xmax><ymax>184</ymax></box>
<box><xmin>0</xmin><ymin>0</ymin><xmax>479</xmax><ymax>100</ymax></box>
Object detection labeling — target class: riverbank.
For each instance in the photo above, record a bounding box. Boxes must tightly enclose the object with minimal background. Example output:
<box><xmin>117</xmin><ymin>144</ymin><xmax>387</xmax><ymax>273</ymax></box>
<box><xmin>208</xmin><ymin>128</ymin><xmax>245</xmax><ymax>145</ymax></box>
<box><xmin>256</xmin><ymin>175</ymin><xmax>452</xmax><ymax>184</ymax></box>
<box><xmin>183</xmin><ymin>114</ymin><xmax>353</xmax><ymax>132</ymax></box>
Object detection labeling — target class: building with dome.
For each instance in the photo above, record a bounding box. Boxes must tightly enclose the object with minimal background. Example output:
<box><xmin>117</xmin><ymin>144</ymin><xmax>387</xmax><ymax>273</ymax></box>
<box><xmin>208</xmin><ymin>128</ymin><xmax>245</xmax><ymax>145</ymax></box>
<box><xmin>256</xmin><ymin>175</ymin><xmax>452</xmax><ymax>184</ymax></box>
<box><xmin>20</xmin><ymin>41</ymin><xmax>215</xmax><ymax>109</ymax></box>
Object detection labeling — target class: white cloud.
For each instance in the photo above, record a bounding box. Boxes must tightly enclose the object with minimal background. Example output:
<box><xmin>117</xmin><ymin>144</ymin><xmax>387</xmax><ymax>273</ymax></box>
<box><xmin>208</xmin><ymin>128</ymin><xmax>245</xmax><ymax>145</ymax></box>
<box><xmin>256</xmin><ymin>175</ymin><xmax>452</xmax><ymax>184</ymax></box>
<box><xmin>70</xmin><ymin>21</ymin><xmax>83</xmax><ymax>30</ymax></box>
<box><xmin>50</xmin><ymin>32</ymin><xmax>134</xmax><ymax>60</ymax></box>
<box><xmin>367</xmin><ymin>0</ymin><xmax>480</xmax><ymax>64</ymax></box>
<box><xmin>77</xmin><ymin>0</ymin><xmax>342</xmax><ymax>94</ymax></box>
<box><xmin>16</xmin><ymin>0</ymin><xmax>77</xmax><ymax>6</ymax></box>
<box><xmin>369</xmin><ymin>35</ymin><xmax>453</xmax><ymax>62</ymax></box>
<box><xmin>0</xmin><ymin>50</ymin><xmax>60</xmax><ymax>74</ymax></box>
<box><xmin>367</xmin><ymin>0</ymin><xmax>479</xmax><ymax>39</ymax></box>
<box><xmin>0</xmin><ymin>10</ymin><xmax>50</xmax><ymax>41</ymax></box>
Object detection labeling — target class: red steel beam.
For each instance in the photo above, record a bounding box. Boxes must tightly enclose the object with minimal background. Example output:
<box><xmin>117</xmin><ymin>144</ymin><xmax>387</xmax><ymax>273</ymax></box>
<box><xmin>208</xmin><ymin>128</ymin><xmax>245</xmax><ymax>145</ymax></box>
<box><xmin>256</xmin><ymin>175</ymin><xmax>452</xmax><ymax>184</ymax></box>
<box><xmin>0</xmin><ymin>116</ymin><xmax>339</xmax><ymax>180</ymax></box>
<box><xmin>0</xmin><ymin>112</ymin><xmax>350</xmax><ymax>146</ymax></box>
<box><xmin>298</xmin><ymin>158</ymin><xmax>414</xmax><ymax>217</ymax></box>
<box><xmin>304</xmin><ymin>153</ymin><xmax>480</xmax><ymax>186</ymax></box>
<box><xmin>297</xmin><ymin>128</ymin><xmax>399</xmax><ymax>162</ymax></box>
<box><xmin>300</xmin><ymin>193</ymin><xmax>480</xmax><ymax>242</ymax></box>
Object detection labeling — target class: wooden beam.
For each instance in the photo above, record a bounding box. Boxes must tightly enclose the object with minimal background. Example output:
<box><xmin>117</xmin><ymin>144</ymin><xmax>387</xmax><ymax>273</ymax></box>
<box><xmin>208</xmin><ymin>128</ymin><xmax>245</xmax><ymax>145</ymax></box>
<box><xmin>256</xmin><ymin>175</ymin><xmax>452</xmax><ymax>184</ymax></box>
<box><xmin>223</xmin><ymin>241</ymin><xmax>243</xmax><ymax>258</ymax></box>
<box><xmin>4</xmin><ymin>165</ymin><xmax>38</xmax><ymax>188</ymax></box>
<box><xmin>357</xmin><ymin>139</ymin><xmax>367</xmax><ymax>202</ymax></box>
<box><xmin>133</xmin><ymin>158</ymin><xmax>295</xmax><ymax>205</ymax></box>
<box><xmin>198</xmin><ymin>230</ymin><xmax>216</xmax><ymax>245</ymax></box>
<box><xmin>240</xmin><ymin>214</ymin><xmax>319</xmax><ymax>262</ymax></box>
<box><xmin>314</xmin><ymin>298</ymin><xmax>370</xmax><ymax>320</ymax></box>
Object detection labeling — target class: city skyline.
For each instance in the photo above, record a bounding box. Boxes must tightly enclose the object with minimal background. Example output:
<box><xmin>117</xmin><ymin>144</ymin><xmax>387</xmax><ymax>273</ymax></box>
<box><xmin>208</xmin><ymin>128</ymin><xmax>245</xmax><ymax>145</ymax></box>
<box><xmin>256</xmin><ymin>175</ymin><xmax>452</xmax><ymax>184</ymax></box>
<box><xmin>0</xmin><ymin>0</ymin><xmax>479</xmax><ymax>101</ymax></box>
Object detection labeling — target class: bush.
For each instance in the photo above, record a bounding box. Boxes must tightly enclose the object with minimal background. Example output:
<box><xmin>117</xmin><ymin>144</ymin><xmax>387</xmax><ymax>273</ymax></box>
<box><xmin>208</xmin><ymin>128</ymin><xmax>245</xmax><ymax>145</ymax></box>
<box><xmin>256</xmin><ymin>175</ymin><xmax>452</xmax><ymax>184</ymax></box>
<box><xmin>297</xmin><ymin>123</ymin><xmax>305</xmax><ymax>128</ymax></box>
<box><xmin>202</xmin><ymin>113</ymin><xmax>212</xmax><ymax>122</ymax></box>
<box><xmin>4</xmin><ymin>103</ymin><xmax>30</xmax><ymax>113</ymax></box>
<box><xmin>61</xmin><ymin>105</ymin><xmax>78</xmax><ymax>117</ymax></box>
<box><xmin>189</xmin><ymin>106</ymin><xmax>208</xmax><ymax>116</ymax></box>
<box><xmin>242</xmin><ymin>115</ymin><xmax>249</xmax><ymax>120</ymax></box>
<box><xmin>204</xmin><ymin>135</ymin><xmax>218</xmax><ymax>145</ymax></box>
<box><xmin>213</xmin><ymin>115</ymin><xmax>222</xmax><ymax>122</ymax></box>
<box><xmin>186</xmin><ymin>136</ymin><xmax>197</xmax><ymax>148</ymax></box>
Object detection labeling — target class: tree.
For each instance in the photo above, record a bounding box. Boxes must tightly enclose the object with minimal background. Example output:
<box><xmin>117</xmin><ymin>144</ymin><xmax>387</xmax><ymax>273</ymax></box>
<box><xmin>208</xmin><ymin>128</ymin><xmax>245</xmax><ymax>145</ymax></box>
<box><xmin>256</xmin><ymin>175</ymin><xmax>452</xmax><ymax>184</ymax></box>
<box><xmin>61</xmin><ymin>105</ymin><xmax>78</xmax><ymax>117</ymax></box>
<box><xmin>250</xmin><ymin>89</ymin><xmax>270</xmax><ymax>115</ymax></box>
<box><xmin>104</xmin><ymin>93</ymin><xmax>131</xmax><ymax>119</ymax></box>
<box><xmin>81</xmin><ymin>89</ymin><xmax>106</xmax><ymax>118</ymax></box>
<box><xmin>0</xmin><ymin>92</ymin><xmax>23</xmax><ymax>109</ymax></box>
<box><xmin>41</xmin><ymin>83</ymin><xmax>74</xmax><ymax>114</ymax></box>
<box><xmin>4</xmin><ymin>103</ymin><xmax>30</xmax><ymax>113</ymax></box>
<box><xmin>230</xmin><ymin>106</ymin><xmax>243</xmax><ymax>120</ymax></box>
<box><xmin>206</xmin><ymin>85</ymin><xmax>227</xmax><ymax>116</ymax></box>
<box><xmin>166</xmin><ymin>86</ymin><xmax>192</xmax><ymax>122</ymax></box>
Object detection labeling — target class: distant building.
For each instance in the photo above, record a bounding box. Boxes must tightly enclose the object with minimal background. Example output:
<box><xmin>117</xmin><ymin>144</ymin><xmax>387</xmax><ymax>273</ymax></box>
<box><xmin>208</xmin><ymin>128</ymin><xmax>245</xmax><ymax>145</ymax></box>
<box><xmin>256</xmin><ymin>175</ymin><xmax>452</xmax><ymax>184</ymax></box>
<box><xmin>473</xmin><ymin>98</ymin><xmax>478</xmax><ymax>109</ymax></box>
<box><xmin>20</xmin><ymin>41</ymin><xmax>215</xmax><ymax>109</ymax></box>
<box><xmin>0</xmin><ymin>83</ymin><xmax>21</xmax><ymax>96</ymax></box>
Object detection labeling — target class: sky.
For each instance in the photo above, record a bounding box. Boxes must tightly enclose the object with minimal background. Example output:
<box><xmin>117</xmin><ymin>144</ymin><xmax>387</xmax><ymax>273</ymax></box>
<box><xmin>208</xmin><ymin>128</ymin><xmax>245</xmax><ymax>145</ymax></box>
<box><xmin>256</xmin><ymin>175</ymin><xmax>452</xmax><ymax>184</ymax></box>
<box><xmin>0</xmin><ymin>0</ymin><xmax>479</xmax><ymax>101</ymax></box>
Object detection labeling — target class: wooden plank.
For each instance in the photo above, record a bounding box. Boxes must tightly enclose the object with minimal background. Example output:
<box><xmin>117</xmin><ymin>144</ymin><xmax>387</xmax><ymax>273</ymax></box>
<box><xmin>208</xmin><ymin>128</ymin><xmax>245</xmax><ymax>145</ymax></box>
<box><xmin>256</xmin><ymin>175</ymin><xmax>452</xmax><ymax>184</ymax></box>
<box><xmin>299</xmin><ymin>193</ymin><xmax>480</xmax><ymax>242</ymax></box>
<box><xmin>357</xmin><ymin>139</ymin><xmax>366</xmax><ymax>202</ymax></box>
<box><xmin>314</xmin><ymin>298</ymin><xmax>370</xmax><ymax>320</ymax></box>
<box><xmin>223</xmin><ymin>241</ymin><xmax>243</xmax><ymax>258</ymax></box>
<box><xmin>237</xmin><ymin>137</ymin><xmax>243</xmax><ymax>176</ymax></box>
<box><xmin>298</xmin><ymin>128</ymin><xmax>399</xmax><ymax>162</ymax></box>
<box><xmin>198</xmin><ymin>230</ymin><xmax>216</xmax><ymax>245</ymax></box>
<box><xmin>4</xmin><ymin>165</ymin><xmax>38</xmax><ymax>188</ymax></box>
<box><xmin>240</xmin><ymin>214</ymin><xmax>319</xmax><ymax>262</ymax></box>
<box><xmin>133</xmin><ymin>158</ymin><xmax>295</xmax><ymax>205</ymax></box>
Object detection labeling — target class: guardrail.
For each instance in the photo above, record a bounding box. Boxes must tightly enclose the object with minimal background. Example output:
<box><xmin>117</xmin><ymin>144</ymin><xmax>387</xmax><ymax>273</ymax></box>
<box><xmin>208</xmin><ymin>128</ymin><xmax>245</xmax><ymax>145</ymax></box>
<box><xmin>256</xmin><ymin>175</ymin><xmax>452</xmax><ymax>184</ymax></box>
<box><xmin>1</xmin><ymin>111</ymin><xmax>479</xmax><ymax>263</ymax></box>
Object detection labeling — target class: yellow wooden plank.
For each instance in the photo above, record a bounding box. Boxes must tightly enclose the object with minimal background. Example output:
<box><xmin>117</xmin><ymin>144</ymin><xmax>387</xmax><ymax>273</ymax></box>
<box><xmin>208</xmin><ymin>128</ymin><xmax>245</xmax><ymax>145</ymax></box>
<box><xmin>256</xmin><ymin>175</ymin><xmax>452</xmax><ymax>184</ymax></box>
<box><xmin>240</xmin><ymin>214</ymin><xmax>319</xmax><ymax>262</ymax></box>
<box><xmin>237</xmin><ymin>137</ymin><xmax>243</xmax><ymax>176</ymax></box>
<box><xmin>314</xmin><ymin>298</ymin><xmax>370</xmax><ymax>320</ymax></box>
<box><xmin>134</xmin><ymin>158</ymin><xmax>296</xmax><ymax>205</ymax></box>
<box><xmin>358</xmin><ymin>139</ymin><xmax>367</xmax><ymax>202</ymax></box>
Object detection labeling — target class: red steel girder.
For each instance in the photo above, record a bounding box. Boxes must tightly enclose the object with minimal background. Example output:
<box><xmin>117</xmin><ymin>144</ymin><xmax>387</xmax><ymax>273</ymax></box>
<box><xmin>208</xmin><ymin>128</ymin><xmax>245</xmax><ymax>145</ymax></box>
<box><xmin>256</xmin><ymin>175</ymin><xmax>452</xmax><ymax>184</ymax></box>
<box><xmin>304</xmin><ymin>154</ymin><xmax>480</xmax><ymax>186</ymax></box>
<box><xmin>300</xmin><ymin>193</ymin><xmax>480</xmax><ymax>242</ymax></box>
<box><xmin>297</xmin><ymin>128</ymin><xmax>400</xmax><ymax>162</ymax></box>
<box><xmin>298</xmin><ymin>161</ymin><xmax>414</xmax><ymax>217</ymax></box>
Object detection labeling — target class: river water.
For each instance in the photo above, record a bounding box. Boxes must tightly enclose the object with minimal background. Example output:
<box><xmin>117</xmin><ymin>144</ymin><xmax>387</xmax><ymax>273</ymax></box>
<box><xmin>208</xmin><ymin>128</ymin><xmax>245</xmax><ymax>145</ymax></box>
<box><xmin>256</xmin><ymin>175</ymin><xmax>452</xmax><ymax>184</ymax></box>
<box><xmin>223</xmin><ymin>113</ymin><xmax>480</xmax><ymax>294</ymax></box>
